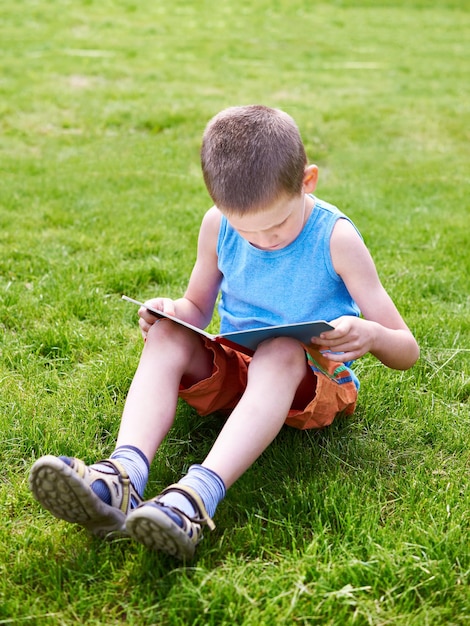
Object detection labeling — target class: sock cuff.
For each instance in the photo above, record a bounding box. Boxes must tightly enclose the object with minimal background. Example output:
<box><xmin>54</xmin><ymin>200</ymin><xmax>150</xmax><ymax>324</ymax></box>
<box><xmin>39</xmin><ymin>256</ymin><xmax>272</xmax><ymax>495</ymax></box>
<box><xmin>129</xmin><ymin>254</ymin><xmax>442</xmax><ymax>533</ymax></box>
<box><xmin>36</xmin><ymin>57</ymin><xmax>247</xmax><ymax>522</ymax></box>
<box><xmin>188</xmin><ymin>464</ymin><xmax>226</xmax><ymax>496</ymax></box>
<box><xmin>111</xmin><ymin>445</ymin><xmax>150</xmax><ymax>470</ymax></box>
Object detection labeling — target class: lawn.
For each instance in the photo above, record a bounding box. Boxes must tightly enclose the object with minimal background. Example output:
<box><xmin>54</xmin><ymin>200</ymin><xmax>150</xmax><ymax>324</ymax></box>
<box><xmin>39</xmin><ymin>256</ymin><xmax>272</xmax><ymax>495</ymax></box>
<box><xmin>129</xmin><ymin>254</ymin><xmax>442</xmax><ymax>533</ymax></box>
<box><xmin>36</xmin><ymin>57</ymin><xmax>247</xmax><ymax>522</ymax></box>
<box><xmin>0</xmin><ymin>0</ymin><xmax>469</xmax><ymax>624</ymax></box>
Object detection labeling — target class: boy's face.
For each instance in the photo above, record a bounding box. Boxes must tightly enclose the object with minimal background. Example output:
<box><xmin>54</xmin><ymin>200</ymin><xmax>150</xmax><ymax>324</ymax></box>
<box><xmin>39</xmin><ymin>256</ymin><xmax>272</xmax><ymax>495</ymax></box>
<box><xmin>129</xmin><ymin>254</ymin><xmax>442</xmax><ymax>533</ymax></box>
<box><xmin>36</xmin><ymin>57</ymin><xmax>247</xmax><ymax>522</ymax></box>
<box><xmin>222</xmin><ymin>192</ymin><xmax>312</xmax><ymax>251</ymax></box>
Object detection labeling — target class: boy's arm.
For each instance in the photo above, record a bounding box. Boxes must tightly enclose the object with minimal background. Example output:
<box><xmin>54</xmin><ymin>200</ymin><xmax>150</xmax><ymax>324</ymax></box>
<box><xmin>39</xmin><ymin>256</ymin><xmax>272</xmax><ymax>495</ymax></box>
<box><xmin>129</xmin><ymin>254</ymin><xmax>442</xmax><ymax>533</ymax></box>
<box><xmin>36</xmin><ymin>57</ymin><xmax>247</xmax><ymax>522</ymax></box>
<box><xmin>312</xmin><ymin>218</ymin><xmax>419</xmax><ymax>370</ymax></box>
<box><xmin>139</xmin><ymin>207</ymin><xmax>222</xmax><ymax>332</ymax></box>
<box><xmin>178</xmin><ymin>206</ymin><xmax>223</xmax><ymax>327</ymax></box>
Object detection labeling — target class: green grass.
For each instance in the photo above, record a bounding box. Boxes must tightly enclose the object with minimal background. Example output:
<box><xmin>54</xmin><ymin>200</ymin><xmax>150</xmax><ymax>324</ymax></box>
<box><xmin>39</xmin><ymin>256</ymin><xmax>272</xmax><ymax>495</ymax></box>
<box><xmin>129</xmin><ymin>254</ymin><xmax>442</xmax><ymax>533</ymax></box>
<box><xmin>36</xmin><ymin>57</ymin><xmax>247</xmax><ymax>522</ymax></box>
<box><xmin>1</xmin><ymin>0</ymin><xmax>469</xmax><ymax>623</ymax></box>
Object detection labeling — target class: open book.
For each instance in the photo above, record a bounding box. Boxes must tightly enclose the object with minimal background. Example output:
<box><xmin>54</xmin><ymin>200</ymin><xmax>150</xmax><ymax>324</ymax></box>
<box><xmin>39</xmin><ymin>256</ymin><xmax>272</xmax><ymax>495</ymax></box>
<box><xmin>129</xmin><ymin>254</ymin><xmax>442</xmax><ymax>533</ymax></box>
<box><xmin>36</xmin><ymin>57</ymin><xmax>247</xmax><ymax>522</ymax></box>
<box><xmin>122</xmin><ymin>295</ymin><xmax>334</xmax><ymax>355</ymax></box>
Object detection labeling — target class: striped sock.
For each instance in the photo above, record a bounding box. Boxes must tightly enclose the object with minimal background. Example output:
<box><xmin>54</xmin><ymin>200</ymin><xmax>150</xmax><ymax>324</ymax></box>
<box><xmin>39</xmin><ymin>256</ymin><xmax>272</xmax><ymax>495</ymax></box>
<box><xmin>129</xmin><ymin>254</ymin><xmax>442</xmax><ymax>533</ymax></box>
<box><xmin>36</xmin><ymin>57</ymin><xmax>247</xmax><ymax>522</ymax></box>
<box><xmin>109</xmin><ymin>445</ymin><xmax>149</xmax><ymax>497</ymax></box>
<box><xmin>158</xmin><ymin>464</ymin><xmax>226</xmax><ymax>526</ymax></box>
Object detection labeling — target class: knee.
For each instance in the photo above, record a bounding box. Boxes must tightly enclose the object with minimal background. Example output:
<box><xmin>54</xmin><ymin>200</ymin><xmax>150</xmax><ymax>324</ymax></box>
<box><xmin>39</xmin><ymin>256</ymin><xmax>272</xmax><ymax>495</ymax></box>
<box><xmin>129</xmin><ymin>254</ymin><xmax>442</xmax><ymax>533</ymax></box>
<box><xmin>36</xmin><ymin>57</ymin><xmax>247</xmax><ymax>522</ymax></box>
<box><xmin>257</xmin><ymin>336</ymin><xmax>306</xmax><ymax>373</ymax></box>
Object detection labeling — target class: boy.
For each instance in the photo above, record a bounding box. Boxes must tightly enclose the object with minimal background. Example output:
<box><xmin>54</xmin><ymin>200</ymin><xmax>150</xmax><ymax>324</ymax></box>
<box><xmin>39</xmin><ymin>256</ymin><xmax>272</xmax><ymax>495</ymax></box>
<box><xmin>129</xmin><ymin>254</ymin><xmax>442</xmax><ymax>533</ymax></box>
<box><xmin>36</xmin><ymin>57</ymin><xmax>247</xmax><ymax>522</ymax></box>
<box><xmin>29</xmin><ymin>105</ymin><xmax>419</xmax><ymax>560</ymax></box>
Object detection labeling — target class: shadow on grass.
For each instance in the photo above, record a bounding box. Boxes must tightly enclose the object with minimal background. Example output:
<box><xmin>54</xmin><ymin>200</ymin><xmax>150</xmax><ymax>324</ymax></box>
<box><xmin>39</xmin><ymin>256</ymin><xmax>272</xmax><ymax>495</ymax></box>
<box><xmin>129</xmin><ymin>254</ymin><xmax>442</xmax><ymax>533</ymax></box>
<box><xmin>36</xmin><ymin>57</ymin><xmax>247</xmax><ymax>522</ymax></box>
<box><xmin>17</xmin><ymin>399</ymin><xmax>419</xmax><ymax>584</ymax></box>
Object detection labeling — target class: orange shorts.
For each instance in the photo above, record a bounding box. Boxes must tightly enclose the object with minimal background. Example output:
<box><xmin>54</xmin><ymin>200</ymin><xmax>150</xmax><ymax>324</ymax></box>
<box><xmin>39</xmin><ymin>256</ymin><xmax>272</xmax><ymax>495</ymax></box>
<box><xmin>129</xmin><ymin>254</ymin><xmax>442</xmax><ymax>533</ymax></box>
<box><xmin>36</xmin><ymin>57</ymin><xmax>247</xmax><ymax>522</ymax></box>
<box><xmin>178</xmin><ymin>338</ymin><xmax>358</xmax><ymax>430</ymax></box>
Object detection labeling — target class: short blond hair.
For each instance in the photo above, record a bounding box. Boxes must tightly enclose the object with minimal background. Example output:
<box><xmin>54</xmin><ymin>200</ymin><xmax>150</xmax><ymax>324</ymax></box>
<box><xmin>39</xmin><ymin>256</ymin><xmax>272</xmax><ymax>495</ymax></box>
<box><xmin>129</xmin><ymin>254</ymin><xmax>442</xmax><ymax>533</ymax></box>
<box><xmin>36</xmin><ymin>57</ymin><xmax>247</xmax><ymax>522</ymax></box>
<box><xmin>200</xmin><ymin>105</ymin><xmax>307</xmax><ymax>214</ymax></box>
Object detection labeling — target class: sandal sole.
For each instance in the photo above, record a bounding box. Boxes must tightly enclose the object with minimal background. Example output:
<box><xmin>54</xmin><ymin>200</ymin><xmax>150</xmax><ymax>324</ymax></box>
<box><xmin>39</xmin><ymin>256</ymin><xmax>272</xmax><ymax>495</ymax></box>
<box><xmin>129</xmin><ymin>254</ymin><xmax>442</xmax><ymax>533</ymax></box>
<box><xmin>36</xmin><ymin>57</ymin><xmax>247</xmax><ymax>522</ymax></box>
<box><xmin>126</xmin><ymin>506</ymin><xmax>198</xmax><ymax>559</ymax></box>
<box><xmin>29</xmin><ymin>455</ymin><xmax>127</xmax><ymax>538</ymax></box>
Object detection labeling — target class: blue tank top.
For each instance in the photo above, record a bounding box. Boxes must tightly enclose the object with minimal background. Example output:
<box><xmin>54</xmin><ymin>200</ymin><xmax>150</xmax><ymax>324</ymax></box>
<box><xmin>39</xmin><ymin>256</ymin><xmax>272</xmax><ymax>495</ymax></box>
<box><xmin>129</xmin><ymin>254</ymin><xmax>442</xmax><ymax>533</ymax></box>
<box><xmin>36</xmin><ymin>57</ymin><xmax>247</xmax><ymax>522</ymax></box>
<box><xmin>216</xmin><ymin>196</ymin><xmax>361</xmax><ymax>334</ymax></box>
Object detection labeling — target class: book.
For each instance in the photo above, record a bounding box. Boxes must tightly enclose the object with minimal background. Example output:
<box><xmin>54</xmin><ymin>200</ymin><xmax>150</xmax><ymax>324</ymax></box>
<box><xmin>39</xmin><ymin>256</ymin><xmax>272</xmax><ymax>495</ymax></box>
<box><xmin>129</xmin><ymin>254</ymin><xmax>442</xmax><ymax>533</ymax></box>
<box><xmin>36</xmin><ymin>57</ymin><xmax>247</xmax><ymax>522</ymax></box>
<box><xmin>122</xmin><ymin>295</ymin><xmax>334</xmax><ymax>355</ymax></box>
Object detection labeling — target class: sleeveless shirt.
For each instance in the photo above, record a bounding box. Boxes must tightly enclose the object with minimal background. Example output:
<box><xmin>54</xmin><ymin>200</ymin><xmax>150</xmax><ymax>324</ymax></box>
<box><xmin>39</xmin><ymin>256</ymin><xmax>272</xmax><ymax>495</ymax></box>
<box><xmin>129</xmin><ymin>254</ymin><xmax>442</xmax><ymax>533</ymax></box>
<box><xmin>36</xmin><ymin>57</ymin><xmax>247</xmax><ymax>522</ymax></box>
<box><xmin>216</xmin><ymin>196</ymin><xmax>360</xmax><ymax>334</ymax></box>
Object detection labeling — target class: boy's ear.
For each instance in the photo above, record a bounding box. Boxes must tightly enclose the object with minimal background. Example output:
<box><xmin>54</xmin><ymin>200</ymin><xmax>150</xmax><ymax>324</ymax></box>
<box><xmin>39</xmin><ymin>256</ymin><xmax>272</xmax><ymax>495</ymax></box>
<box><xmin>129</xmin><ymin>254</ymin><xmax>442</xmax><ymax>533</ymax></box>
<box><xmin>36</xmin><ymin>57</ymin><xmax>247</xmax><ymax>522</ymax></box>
<box><xmin>302</xmin><ymin>165</ymin><xmax>319</xmax><ymax>193</ymax></box>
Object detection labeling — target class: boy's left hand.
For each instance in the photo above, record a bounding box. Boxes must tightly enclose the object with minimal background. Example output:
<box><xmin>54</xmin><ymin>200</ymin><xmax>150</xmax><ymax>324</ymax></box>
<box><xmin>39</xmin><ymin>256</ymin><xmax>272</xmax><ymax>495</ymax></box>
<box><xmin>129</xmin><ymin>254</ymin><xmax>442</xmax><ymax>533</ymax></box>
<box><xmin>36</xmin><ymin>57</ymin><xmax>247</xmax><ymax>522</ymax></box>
<box><xmin>310</xmin><ymin>316</ymin><xmax>376</xmax><ymax>362</ymax></box>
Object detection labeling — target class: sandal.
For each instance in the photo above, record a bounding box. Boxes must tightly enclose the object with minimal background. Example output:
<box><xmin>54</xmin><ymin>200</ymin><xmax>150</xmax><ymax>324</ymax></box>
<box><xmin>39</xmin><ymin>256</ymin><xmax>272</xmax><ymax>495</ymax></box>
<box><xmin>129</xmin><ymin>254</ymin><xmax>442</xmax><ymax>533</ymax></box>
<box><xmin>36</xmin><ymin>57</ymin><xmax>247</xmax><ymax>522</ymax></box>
<box><xmin>125</xmin><ymin>484</ymin><xmax>215</xmax><ymax>560</ymax></box>
<box><xmin>29</xmin><ymin>455</ymin><xmax>142</xmax><ymax>538</ymax></box>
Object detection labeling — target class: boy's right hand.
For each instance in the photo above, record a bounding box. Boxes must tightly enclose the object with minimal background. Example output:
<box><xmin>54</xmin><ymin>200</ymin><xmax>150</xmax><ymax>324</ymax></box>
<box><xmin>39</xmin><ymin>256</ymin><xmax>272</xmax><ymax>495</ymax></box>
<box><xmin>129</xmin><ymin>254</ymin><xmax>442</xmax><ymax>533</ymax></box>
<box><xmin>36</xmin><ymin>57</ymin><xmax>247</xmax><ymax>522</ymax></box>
<box><xmin>138</xmin><ymin>298</ymin><xmax>176</xmax><ymax>338</ymax></box>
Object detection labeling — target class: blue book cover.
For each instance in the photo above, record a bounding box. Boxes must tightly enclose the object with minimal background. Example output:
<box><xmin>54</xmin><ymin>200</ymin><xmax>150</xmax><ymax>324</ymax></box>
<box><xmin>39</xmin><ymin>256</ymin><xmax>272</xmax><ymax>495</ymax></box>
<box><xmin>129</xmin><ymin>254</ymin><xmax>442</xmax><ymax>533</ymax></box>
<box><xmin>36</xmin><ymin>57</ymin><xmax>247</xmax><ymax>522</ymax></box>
<box><xmin>122</xmin><ymin>295</ymin><xmax>333</xmax><ymax>355</ymax></box>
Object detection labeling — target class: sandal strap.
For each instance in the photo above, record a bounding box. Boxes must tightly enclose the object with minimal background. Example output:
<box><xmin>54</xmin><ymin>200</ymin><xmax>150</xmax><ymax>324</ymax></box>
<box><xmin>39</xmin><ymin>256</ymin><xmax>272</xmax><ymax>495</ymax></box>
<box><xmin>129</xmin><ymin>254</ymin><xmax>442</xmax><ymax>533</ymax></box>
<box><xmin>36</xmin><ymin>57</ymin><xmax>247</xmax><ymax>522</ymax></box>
<box><xmin>72</xmin><ymin>457</ymin><xmax>141</xmax><ymax>514</ymax></box>
<box><xmin>156</xmin><ymin>484</ymin><xmax>216</xmax><ymax>531</ymax></box>
<box><xmin>103</xmin><ymin>459</ymin><xmax>132</xmax><ymax>514</ymax></box>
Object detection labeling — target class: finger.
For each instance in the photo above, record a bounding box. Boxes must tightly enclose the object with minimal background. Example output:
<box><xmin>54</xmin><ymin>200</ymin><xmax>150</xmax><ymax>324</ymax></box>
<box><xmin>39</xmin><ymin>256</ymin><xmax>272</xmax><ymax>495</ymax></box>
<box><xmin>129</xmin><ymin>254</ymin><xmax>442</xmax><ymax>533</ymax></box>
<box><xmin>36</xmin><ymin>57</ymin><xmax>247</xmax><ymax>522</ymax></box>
<box><xmin>311</xmin><ymin>334</ymin><xmax>335</xmax><ymax>346</ymax></box>
<box><xmin>322</xmin><ymin>347</ymin><xmax>365</xmax><ymax>362</ymax></box>
<box><xmin>139</xmin><ymin>317</ymin><xmax>151</xmax><ymax>333</ymax></box>
<box><xmin>138</xmin><ymin>306</ymin><xmax>155</xmax><ymax>321</ymax></box>
<box><xmin>321</xmin><ymin>350</ymin><xmax>352</xmax><ymax>363</ymax></box>
<box><xmin>161</xmin><ymin>298</ymin><xmax>176</xmax><ymax>316</ymax></box>
<box><xmin>319</xmin><ymin>317</ymin><xmax>353</xmax><ymax>340</ymax></box>
<box><xmin>312</xmin><ymin>331</ymin><xmax>347</xmax><ymax>348</ymax></box>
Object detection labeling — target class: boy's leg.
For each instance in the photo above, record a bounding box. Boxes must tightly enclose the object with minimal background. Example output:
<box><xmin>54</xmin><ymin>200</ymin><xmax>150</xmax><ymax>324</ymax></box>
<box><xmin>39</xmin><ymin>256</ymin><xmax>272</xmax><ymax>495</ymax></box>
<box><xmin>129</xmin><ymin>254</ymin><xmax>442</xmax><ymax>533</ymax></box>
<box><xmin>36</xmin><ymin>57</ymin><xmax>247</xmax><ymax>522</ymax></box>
<box><xmin>115</xmin><ymin>319</ymin><xmax>214</xmax><ymax>461</ymax></box>
<box><xmin>200</xmin><ymin>336</ymin><xmax>308</xmax><ymax>488</ymax></box>
<box><xmin>125</xmin><ymin>336</ymin><xmax>309</xmax><ymax>557</ymax></box>
<box><xmin>28</xmin><ymin>321</ymin><xmax>214</xmax><ymax>536</ymax></box>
